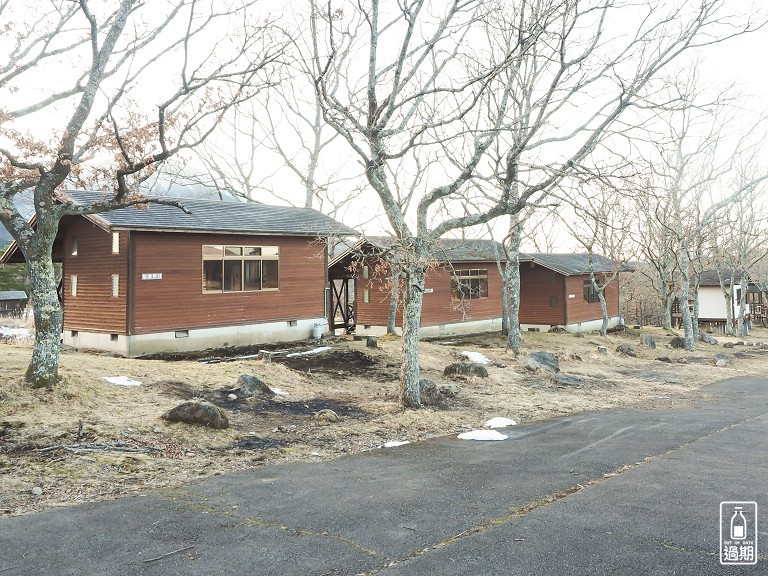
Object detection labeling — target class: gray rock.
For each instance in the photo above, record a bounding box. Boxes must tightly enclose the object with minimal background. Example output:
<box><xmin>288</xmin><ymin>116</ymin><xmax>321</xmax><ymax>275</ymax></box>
<box><xmin>443</xmin><ymin>362</ymin><xmax>489</xmax><ymax>378</ymax></box>
<box><xmin>735</xmin><ymin>341</ymin><xmax>745</xmax><ymax>346</ymax></box>
<box><xmin>235</xmin><ymin>374</ymin><xmax>274</xmax><ymax>397</ymax></box>
<box><xmin>31</xmin><ymin>486</ymin><xmax>43</xmax><ymax>496</ymax></box>
<box><xmin>419</xmin><ymin>379</ymin><xmax>447</xmax><ymax>408</ymax></box>
<box><xmin>615</xmin><ymin>344</ymin><xmax>637</xmax><ymax>357</ymax></box>
<box><xmin>714</xmin><ymin>353</ymin><xmax>730</xmax><ymax>367</ymax></box>
<box><xmin>656</xmin><ymin>356</ymin><xmax>673</xmax><ymax>363</ymax></box>
<box><xmin>640</xmin><ymin>334</ymin><xmax>656</xmax><ymax>349</ymax></box>
<box><xmin>522</xmin><ymin>352</ymin><xmax>560</xmax><ymax>373</ymax></box>
<box><xmin>723</xmin><ymin>342</ymin><xmax>735</xmax><ymax>349</ymax></box>
<box><xmin>314</xmin><ymin>409</ymin><xmax>341</xmax><ymax>423</ymax></box>
<box><xmin>162</xmin><ymin>400</ymin><xmax>229</xmax><ymax>429</ymax></box>
<box><xmin>570</xmin><ymin>353</ymin><xmax>584</xmax><ymax>362</ymax></box>
<box><xmin>551</xmin><ymin>374</ymin><xmax>586</xmax><ymax>387</ymax></box>
<box><xmin>698</xmin><ymin>332</ymin><xmax>718</xmax><ymax>345</ymax></box>
<box><xmin>438</xmin><ymin>382</ymin><xmax>461</xmax><ymax>398</ymax></box>
<box><xmin>670</xmin><ymin>336</ymin><xmax>686</xmax><ymax>349</ymax></box>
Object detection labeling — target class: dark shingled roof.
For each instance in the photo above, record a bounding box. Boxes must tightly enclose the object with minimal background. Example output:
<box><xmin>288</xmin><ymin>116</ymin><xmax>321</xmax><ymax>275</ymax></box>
<box><xmin>0</xmin><ymin>291</ymin><xmax>27</xmax><ymax>300</ymax></box>
<box><xmin>333</xmin><ymin>236</ymin><xmax>504</xmax><ymax>264</ymax></box>
<box><xmin>61</xmin><ymin>190</ymin><xmax>358</xmax><ymax>237</ymax></box>
<box><xmin>519</xmin><ymin>253</ymin><xmax>621</xmax><ymax>275</ymax></box>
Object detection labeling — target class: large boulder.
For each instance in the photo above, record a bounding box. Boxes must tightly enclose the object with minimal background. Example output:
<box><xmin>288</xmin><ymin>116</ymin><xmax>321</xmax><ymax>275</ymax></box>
<box><xmin>670</xmin><ymin>336</ymin><xmax>686</xmax><ymax>349</ymax></box>
<box><xmin>443</xmin><ymin>362</ymin><xmax>489</xmax><ymax>378</ymax></box>
<box><xmin>235</xmin><ymin>374</ymin><xmax>275</xmax><ymax>398</ymax></box>
<box><xmin>714</xmin><ymin>353</ymin><xmax>730</xmax><ymax>367</ymax></box>
<box><xmin>438</xmin><ymin>382</ymin><xmax>461</xmax><ymax>398</ymax></box>
<box><xmin>615</xmin><ymin>344</ymin><xmax>637</xmax><ymax>357</ymax></box>
<box><xmin>419</xmin><ymin>379</ymin><xmax>448</xmax><ymax>408</ymax></box>
<box><xmin>699</xmin><ymin>332</ymin><xmax>718</xmax><ymax>345</ymax></box>
<box><xmin>522</xmin><ymin>352</ymin><xmax>560</xmax><ymax>373</ymax></box>
<box><xmin>162</xmin><ymin>400</ymin><xmax>229</xmax><ymax>429</ymax></box>
<box><xmin>640</xmin><ymin>334</ymin><xmax>656</xmax><ymax>349</ymax></box>
<box><xmin>551</xmin><ymin>374</ymin><xmax>586</xmax><ymax>387</ymax></box>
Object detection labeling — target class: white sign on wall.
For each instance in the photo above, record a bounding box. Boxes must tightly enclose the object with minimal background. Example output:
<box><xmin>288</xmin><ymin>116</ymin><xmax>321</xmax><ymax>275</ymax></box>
<box><xmin>423</xmin><ymin>288</ymin><xmax>434</xmax><ymax>294</ymax></box>
<box><xmin>141</xmin><ymin>273</ymin><xmax>163</xmax><ymax>280</ymax></box>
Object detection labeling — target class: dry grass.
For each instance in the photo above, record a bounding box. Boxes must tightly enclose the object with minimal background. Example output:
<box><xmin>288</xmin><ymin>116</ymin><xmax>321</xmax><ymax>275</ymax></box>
<box><xmin>1</xmin><ymin>325</ymin><xmax>767</xmax><ymax>516</ymax></box>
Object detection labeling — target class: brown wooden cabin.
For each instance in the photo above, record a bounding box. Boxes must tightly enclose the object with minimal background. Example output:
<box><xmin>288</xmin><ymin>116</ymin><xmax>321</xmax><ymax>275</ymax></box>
<box><xmin>1</xmin><ymin>191</ymin><xmax>357</xmax><ymax>356</ymax></box>
<box><xmin>0</xmin><ymin>290</ymin><xmax>28</xmax><ymax>317</ymax></box>
<box><xmin>517</xmin><ymin>253</ymin><xmax>623</xmax><ymax>332</ymax></box>
<box><xmin>329</xmin><ymin>239</ymin><xmax>623</xmax><ymax>336</ymax></box>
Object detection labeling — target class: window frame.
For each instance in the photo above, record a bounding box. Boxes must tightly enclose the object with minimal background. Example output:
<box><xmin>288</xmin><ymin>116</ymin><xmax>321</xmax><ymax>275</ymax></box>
<box><xmin>583</xmin><ymin>279</ymin><xmax>599</xmax><ymax>304</ymax></box>
<box><xmin>451</xmin><ymin>268</ymin><xmax>489</xmax><ymax>301</ymax></box>
<box><xmin>202</xmin><ymin>244</ymin><xmax>279</xmax><ymax>294</ymax></box>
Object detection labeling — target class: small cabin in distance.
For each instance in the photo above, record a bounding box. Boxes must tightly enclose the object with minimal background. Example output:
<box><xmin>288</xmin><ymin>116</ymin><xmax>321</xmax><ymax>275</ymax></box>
<box><xmin>1</xmin><ymin>191</ymin><xmax>357</xmax><ymax>356</ymax></box>
<box><xmin>0</xmin><ymin>290</ymin><xmax>28</xmax><ymax>317</ymax></box>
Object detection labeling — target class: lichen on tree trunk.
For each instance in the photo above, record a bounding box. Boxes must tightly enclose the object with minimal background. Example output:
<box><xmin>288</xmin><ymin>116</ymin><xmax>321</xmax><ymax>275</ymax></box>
<box><xmin>399</xmin><ymin>266</ymin><xmax>425</xmax><ymax>409</ymax></box>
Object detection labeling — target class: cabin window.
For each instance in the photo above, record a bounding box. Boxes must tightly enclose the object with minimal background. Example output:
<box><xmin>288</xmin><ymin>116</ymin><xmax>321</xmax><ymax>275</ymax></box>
<box><xmin>71</xmin><ymin>238</ymin><xmax>78</xmax><ymax>256</ymax></box>
<box><xmin>583</xmin><ymin>280</ymin><xmax>599</xmax><ymax>304</ymax></box>
<box><xmin>70</xmin><ymin>275</ymin><xmax>78</xmax><ymax>297</ymax></box>
<box><xmin>451</xmin><ymin>269</ymin><xmax>488</xmax><ymax>300</ymax></box>
<box><xmin>111</xmin><ymin>274</ymin><xmax>120</xmax><ymax>298</ymax></box>
<box><xmin>112</xmin><ymin>232</ymin><xmax>120</xmax><ymax>254</ymax></box>
<box><xmin>362</xmin><ymin>265</ymin><xmax>369</xmax><ymax>279</ymax></box>
<box><xmin>202</xmin><ymin>245</ymin><xmax>279</xmax><ymax>293</ymax></box>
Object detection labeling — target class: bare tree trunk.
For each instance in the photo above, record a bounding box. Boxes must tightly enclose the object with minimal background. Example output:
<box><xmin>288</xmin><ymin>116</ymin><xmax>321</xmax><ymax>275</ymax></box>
<box><xmin>691</xmin><ymin>275</ymin><xmax>700</xmax><ymax>342</ymax></box>
<box><xmin>662</xmin><ymin>296</ymin><xmax>673</xmax><ymax>330</ymax></box>
<box><xmin>25</xmin><ymin>228</ymin><xmax>63</xmax><ymax>388</ymax></box>
<box><xmin>738</xmin><ymin>278</ymin><xmax>749</xmax><ymax>337</ymax></box>
<box><xmin>399</xmin><ymin>266</ymin><xmax>425</xmax><ymax>408</ymax></box>
<box><xmin>679</xmin><ymin>251</ymin><xmax>695</xmax><ymax>350</ymax></box>
<box><xmin>387</xmin><ymin>269</ymin><xmax>400</xmax><ymax>335</ymax></box>
<box><xmin>505</xmin><ymin>210</ymin><xmax>522</xmax><ymax>352</ymax></box>
<box><xmin>598</xmin><ymin>289</ymin><xmax>609</xmax><ymax>337</ymax></box>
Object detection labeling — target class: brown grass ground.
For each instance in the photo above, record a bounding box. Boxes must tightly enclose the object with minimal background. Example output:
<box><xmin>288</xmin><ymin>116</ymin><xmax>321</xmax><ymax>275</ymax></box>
<box><xmin>1</xmin><ymin>325</ymin><xmax>767</xmax><ymax>516</ymax></box>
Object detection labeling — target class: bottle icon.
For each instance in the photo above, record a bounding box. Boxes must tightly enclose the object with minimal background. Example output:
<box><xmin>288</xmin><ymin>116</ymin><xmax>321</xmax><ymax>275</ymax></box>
<box><xmin>731</xmin><ymin>507</ymin><xmax>747</xmax><ymax>540</ymax></box>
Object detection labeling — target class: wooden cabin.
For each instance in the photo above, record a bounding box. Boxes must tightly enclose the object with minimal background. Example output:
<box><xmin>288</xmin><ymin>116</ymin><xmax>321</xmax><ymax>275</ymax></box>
<box><xmin>329</xmin><ymin>238</ymin><xmax>623</xmax><ymax>336</ymax></box>
<box><xmin>1</xmin><ymin>191</ymin><xmax>356</xmax><ymax>356</ymax></box>
<box><xmin>517</xmin><ymin>253</ymin><xmax>623</xmax><ymax>332</ymax></box>
<box><xmin>0</xmin><ymin>290</ymin><xmax>28</xmax><ymax>317</ymax></box>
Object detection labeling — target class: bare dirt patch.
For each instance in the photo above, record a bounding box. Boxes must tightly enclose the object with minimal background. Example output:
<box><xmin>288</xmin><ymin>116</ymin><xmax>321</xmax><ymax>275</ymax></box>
<box><xmin>1</xmin><ymin>326</ymin><xmax>767</xmax><ymax>516</ymax></box>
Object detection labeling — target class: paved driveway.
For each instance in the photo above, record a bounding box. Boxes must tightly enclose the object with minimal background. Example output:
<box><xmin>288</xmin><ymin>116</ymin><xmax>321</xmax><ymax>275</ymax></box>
<box><xmin>1</xmin><ymin>376</ymin><xmax>767</xmax><ymax>575</ymax></box>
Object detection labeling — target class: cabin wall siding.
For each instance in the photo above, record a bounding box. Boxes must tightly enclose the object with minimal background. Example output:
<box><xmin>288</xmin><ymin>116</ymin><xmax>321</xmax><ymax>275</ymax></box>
<box><xmin>131</xmin><ymin>232</ymin><xmax>327</xmax><ymax>333</ymax></box>
<box><xmin>564</xmin><ymin>274</ymin><xmax>620</xmax><ymax>323</ymax></box>
<box><xmin>62</xmin><ymin>219</ymin><xmax>128</xmax><ymax>333</ymax></box>
<box><xmin>518</xmin><ymin>264</ymin><xmax>567</xmax><ymax>325</ymax></box>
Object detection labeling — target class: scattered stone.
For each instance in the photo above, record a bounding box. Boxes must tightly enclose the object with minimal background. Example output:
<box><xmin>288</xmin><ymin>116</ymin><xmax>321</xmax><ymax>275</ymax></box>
<box><xmin>227</xmin><ymin>393</ymin><xmax>238</xmax><ymax>401</ymax></box>
<box><xmin>699</xmin><ymin>332</ymin><xmax>718</xmax><ymax>345</ymax></box>
<box><xmin>235</xmin><ymin>374</ymin><xmax>274</xmax><ymax>398</ymax></box>
<box><xmin>723</xmin><ymin>342</ymin><xmax>735</xmax><ymax>349</ymax></box>
<box><xmin>438</xmin><ymin>382</ymin><xmax>461</xmax><ymax>398</ymax></box>
<box><xmin>615</xmin><ymin>344</ymin><xmax>637</xmax><ymax>357</ymax></box>
<box><xmin>162</xmin><ymin>400</ymin><xmax>229</xmax><ymax>429</ymax></box>
<box><xmin>31</xmin><ymin>487</ymin><xmax>43</xmax><ymax>496</ymax></box>
<box><xmin>670</xmin><ymin>336</ymin><xmax>686</xmax><ymax>349</ymax></box>
<box><xmin>735</xmin><ymin>341</ymin><xmax>745</xmax><ymax>346</ymax></box>
<box><xmin>597</xmin><ymin>346</ymin><xmax>608</xmax><ymax>355</ymax></box>
<box><xmin>570</xmin><ymin>353</ymin><xmax>584</xmax><ymax>362</ymax></box>
<box><xmin>314</xmin><ymin>409</ymin><xmax>341</xmax><ymax>423</ymax></box>
<box><xmin>551</xmin><ymin>374</ymin><xmax>586</xmax><ymax>387</ymax></box>
<box><xmin>366</xmin><ymin>336</ymin><xmax>378</xmax><ymax>348</ymax></box>
<box><xmin>656</xmin><ymin>356</ymin><xmax>673</xmax><ymax>363</ymax></box>
<box><xmin>419</xmin><ymin>379</ymin><xmax>447</xmax><ymax>408</ymax></box>
<box><xmin>714</xmin><ymin>353</ymin><xmax>730</xmax><ymax>367</ymax></box>
<box><xmin>153</xmin><ymin>427</ymin><xmax>162</xmax><ymax>433</ymax></box>
<box><xmin>549</xmin><ymin>326</ymin><xmax>567</xmax><ymax>333</ymax></box>
<box><xmin>588</xmin><ymin>340</ymin><xmax>603</xmax><ymax>347</ymax></box>
<box><xmin>443</xmin><ymin>362</ymin><xmax>489</xmax><ymax>378</ymax></box>
<box><xmin>640</xmin><ymin>334</ymin><xmax>656</xmax><ymax>349</ymax></box>
<box><xmin>522</xmin><ymin>352</ymin><xmax>560</xmax><ymax>373</ymax></box>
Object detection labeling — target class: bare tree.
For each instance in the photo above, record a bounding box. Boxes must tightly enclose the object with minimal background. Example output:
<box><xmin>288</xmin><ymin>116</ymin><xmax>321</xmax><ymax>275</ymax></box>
<box><xmin>0</xmin><ymin>0</ymin><xmax>286</xmax><ymax>387</ymax></box>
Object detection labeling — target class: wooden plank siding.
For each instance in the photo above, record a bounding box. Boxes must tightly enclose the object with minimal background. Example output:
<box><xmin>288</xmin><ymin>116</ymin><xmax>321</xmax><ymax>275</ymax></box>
<box><xmin>130</xmin><ymin>232</ymin><xmax>328</xmax><ymax>334</ymax></box>
<box><xmin>563</xmin><ymin>273</ymin><xmax>620</xmax><ymax>324</ymax></box>
<box><xmin>62</xmin><ymin>217</ymin><xmax>129</xmax><ymax>333</ymax></box>
<box><xmin>518</xmin><ymin>263</ymin><xmax>567</xmax><ymax>325</ymax></box>
<box><xmin>354</xmin><ymin>259</ymin><xmax>504</xmax><ymax>328</ymax></box>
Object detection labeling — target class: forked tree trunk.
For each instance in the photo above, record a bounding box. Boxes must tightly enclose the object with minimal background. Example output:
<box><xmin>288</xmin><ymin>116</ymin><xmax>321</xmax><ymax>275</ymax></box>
<box><xmin>399</xmin><ymin>266</ymin><xmax>425</xmax><ymax>408</ymax></box>
<box><xmin>24</xmin><ymin>228</ymin><xmax>63</xmax><ymax>388</ymax></box>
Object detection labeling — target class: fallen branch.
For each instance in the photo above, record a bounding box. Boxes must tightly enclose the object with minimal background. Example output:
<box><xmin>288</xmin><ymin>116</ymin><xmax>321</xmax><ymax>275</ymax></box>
<box><xmin>143</xmin><ymin>545</ymin><xmax>196</xmax><ymax>564</ymax></box>
<box><xmin>37</xmin><ymin>442</ymin><xmax>162</xmax><ymax>455</ymax></box>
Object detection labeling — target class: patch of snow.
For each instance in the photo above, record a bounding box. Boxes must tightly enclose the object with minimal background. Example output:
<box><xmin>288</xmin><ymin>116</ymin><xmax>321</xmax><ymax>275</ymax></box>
<box><xmin>310</xmin><ymin>452</ymin><xmax>321</xmax><ymax>457</ymax></box>
<box><xmin>457</xmin><ymin>430</ymin><xmax>508</xmax><ymax>441</ymax></box>
<box><xmin>270</xmin><ymin>387</ymin><xmax>289</xmax><ymax>396</ymax></box>
<box><xmin>383</xmin><ymin>440</ymin><xmax>411</xmax><ymax>448</ymax></box>
<box><xmin>285</xmin><ymin>346</ymin><xmax>332</xmax><ymax>357</ymax></box>
<box><xmin>484</xmin><ymin>417</ymin><xmax>518</xmax><ymax>428</ymax></box>
<box><xmin>0</xmin><ymin>326</ymin><xmax>33</xmax><ymax>341</ymax></box>
<box><xmin>103</xmin><ymin>376</ymin><xmax>142</xmax><ymax>387</ymax></box>
<box><xmin>460</xmin><ymin>350</ymin><xmax>492</xmax><ymax>365</ymax></box>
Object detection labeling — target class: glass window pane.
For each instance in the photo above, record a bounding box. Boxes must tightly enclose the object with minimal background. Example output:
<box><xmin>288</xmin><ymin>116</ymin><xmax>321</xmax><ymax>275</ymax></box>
<box><xmin>243</xmin><ymin>260</ymin><xmax>261</xmax><ymax>290</ymax></box>
<box><xmin>225</xmin><ymin>246</ymin><xmax>242</xmax><ymax>257</ymax></box>
<box><xmin>203</xmin><ymin>260</ymin><xmax>223</xmax><ymax>291</ymax></box>
<box><xmin>203</xmin><ymin>245</ymin><xmax>223</xmax><ymax>258</ymax></box>
<box><xmin>262</xmin><ymin>246</ymin><xmax>279</xmax><ymax>257</ymax></box>
<box><xmin>262</xmin><ymin>260</ymin><xmax>279</xmax><ymax>289</ymax></box>
<box><xmin>224</xmin><ymin>260</ymin><xmax>242</xmax><ymax>291</ymax></box>
<box><xmin>244</xmin><ymin>246</ymin><xmax>261</xmax><ymax>256</ymax></box>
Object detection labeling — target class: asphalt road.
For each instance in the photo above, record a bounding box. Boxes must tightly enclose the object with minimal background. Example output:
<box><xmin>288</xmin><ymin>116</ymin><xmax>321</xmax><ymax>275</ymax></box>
<box><xmin>1</xmin><ymin>376</ymin><xmax>767</xmax><ymax>575</ymax></box>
